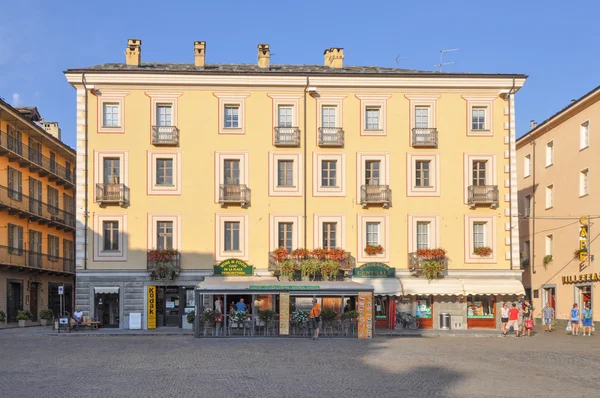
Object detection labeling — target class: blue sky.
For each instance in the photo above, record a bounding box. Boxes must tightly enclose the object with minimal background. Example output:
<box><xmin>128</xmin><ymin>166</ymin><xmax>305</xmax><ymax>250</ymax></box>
<box><xmin>0</xmin><ymin>0</ymin><xmax>598</xmax><ymax>148</ymax></box>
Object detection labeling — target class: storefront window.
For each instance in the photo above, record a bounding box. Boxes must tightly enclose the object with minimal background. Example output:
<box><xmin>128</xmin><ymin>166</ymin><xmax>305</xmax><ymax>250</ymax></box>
<box><xmin>322</xmin><ymin>297</ymin><xmax>342</xmax><ymax>313</ymax></box>
<box><xmin>375</xmin><ymin>296</ymin><xmax>388</xmax><ymax>318</ymax></box>
<box><xmin>467</xmin><ymin>295</ymin><xmax>495</xmax><ymax>318</ymax></box>
<box><xmin>255</xmin><ymin>295</ymin><xmax>274</xmax><ymax>311</ymax></box>
<box><xmin>415</xmin><ymin>296</ymin><xmax>432</xmax><ymax>319</ymax></box>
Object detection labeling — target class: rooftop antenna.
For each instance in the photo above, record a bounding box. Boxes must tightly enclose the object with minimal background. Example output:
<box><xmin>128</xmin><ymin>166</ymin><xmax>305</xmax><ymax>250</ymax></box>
<box><xmin>434</xmin><ymin>48</ymin><xmax>459</xmax><ymax>72</ymax></box>
<box><xmin>394</xmin><ymin>55</ymin><xmax>411</xmax><ymax>65</ymax></box>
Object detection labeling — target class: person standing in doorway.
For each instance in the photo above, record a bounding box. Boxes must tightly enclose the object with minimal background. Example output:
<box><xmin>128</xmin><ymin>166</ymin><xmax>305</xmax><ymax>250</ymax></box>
<box><xmin>542</xmin><ymin>302</ymin><xmax>555</xmax><ymax>332</ymax></box>
<box><xmin>521</xmin><ymin>300</ymin><xmax>533</xmax><ymax>337</ymax></box>
<box><xmin>310</xmin><ymin>298</ymin><xmax>321</xmax><ymax>340</ymax></box>
<box><xmin>214</xmin><ymin>296</ymin><xmax>223</xmax><ymax>315</ymax></box>
<box><xmin>570</xmin><ymin>303</ymin><xmax>581</xmax><ymax>336</ymax></box>
<box><xmin>581</xmin><ymin>302</ymin><xmax>593</xmax><ymax>336</ymax></box>
<box><xmin>500</xmin><ymin>303</ymin><xmax>509</xmax><ymax>336</ymax></box>
<box><xmin>236</xmin><ymin>298</ymin><xmax>247</xmax><ymax>313</ymax></box>
<box><xmin>507</xmin><ymin>303</ymin><xmax>521</xmax><ymax>337</ymax></box>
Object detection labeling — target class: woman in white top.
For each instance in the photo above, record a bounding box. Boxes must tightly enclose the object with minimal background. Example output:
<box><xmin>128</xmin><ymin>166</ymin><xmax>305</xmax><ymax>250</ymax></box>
<box><xmin>500</xmin><ymin>303</ymin><xmax>510</xmax><ymax>336</ymax></box>
<box><xmin>214</xmin><ymin>296</ymin><xmax>223</xmax><ymax>315</ymax></box>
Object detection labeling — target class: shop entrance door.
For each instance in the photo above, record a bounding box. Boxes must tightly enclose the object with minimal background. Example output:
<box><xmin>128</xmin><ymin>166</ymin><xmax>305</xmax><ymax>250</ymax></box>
<box><xmin>164</xmin><ymin>287</ymin><xmax>180</xmax><ymax>327</ymax></box>
<box><xmin>30</xmin><ymin>284</ymin><xmax>39</xmax><ymax>322</ymax></box>
<box><xmin>543</xmin><ymin>287</ymin><xmax>556</xmax><ymax>309</ymax></box>
<box><xmin>7</xmin><ymin>282</ymin><xmax>22</xmax><ymax>323</ymax></box>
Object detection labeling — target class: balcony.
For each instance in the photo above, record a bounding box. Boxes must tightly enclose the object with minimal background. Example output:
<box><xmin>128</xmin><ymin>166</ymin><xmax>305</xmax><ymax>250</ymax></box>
<box><xmin>219</xmin><ymin>184</ymin><xmax>250</xmax><ymax>207</ymax></box>
<box><xmin>274</xmin><ymin>127</ymin><xmax>301</xmax><ymax>147</ymax></box>
<box><xmin>0</xmin><ymin>245</ymin><xmax>75</xmax><ymax>274</ymax></box>
<box><xmin>96</xmin><ymin>183</ymin><xmax>130</xmax><ymax>207</ymax></box>
<box><xmin>152</xmin><ymin>126</ymin><xmax>179</xmax><ymax>146</ymax></box>
<box><xmin>0</xmin><ymin>130</ymin><xmax>75</xmax><ymax>189</ymax></box>
<box><xmin>360</xmin><ymin>185</ymin><xmax>391</xmax><ymax>208</ymax></box>
<box><xmin>411</xmin><ymin>128</ymin><xmax>438</xmax><ymax>148</ymax></box>
<box><xmin>268</xmin><ymin>250</ymin><xmax>356</xmax><ymax>273</ymax></box>
<box><xmin>408</xmin><ymin>251</ymin><xmax>449</xmax><ymax>274</ymax></box>
<box><xmin>468</xmin><ymin>185</ymin><xmax>499</xmax><ymax>209</ymax></box>
<box><xmin>0</xmin><ymin>185</ymin><xmax>75</xmax><ymax>231</ymax></box>
<box><xmin>147</xmin><ymin>250</ymin><xmax>181</xmax><ymax>281</ymax></box>
<box><xmin>318</xmin><ymin>127</ymin><xmax>344</xmax><ymax>147</ymax></box>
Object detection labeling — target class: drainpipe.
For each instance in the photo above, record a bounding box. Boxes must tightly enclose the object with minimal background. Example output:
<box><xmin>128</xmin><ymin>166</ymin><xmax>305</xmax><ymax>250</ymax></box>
<box><xmin>531</xmin><ymin>138</ymin><xmax>536</xmax><ymax>277</ymax></box>
<box><xmin>82</xmin><ymin>74</ymin><xmax>89</xmax><ymax>270</ymax></box>
<box><xmin>507</xmin><ymin>78</ymin><xmax>516</xmax><ymax>270</ymax></box>
<box><xmin>303</xmin><ymin>77</ymin><xmax>309</xmax><ymax>249</ymax></box>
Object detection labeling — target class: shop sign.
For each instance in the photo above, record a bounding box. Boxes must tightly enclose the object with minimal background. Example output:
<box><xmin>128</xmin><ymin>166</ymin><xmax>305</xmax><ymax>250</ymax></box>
<box><xmin>248</xmin><ymin>285</ymin><xmax>320</xmax><ymax>290</ymax></box>
<box><xmin>147</xmin><ymin>286</ymin><xmax>156</xmax><ymax>329</ymax></box>
<box><xmin>562</xmin><ymin>273</ymin><xmax>600</xmax><ymax>284</ymax></box>
<box><xmin>578</xmin><ymin>219</ymin><xmax>589</xmax><ymax>263</ymax></box>
<box><xmin>214</xmin><ymin>259</ymin><xmax>254</xmax><ymax>276</ymax></box>
<box><xmin>353</xmin><ymin>262</ymin><xmax>396</xmax><ymax>278</ymax></box>
<box><xmin>357</xmin><ymin>291</ymin><xmax>373</xmax><ymax>339</ymax></box>
<box><xmin>279</xmin><ymin>292</ymin><xmax>290</xmax><ymax>336</ymax></box>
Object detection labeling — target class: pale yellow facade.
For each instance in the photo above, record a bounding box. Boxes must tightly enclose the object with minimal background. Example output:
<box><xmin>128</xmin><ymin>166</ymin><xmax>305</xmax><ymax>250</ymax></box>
<box><xmin>517</xmin><ymin>86</ymin><xmax>600</xmax><ymax>327</ymax></box>
<box><xmin>66</xmin><ymin>40</ymin><xmax>526</xmax><ymax>329</ymax></box>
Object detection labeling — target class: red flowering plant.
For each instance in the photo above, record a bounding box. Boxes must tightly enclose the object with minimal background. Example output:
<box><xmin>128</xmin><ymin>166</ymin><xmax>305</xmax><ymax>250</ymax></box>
<box><xmin>473</xmin><ymin>246</ymin><xmax>493</xmax><ymax>257</ymax></box>
<box><xmin>147</xmin><ymin>249</ymin><xmax>180</xmax><ymax>281</ymax></box>
<box><xmin>364</xmin><ymin>245</ymin><xmax>384</xmax><ymax>255</ymax></box>
<box><xmin>416</xmin><ymin>248</ymin><xmax>447</xmax><ymax>260</ymax></box>
<box><xmin>279</xmin><ymin>259</ymin><xmax>297</xmax><ymax>281</ymax></box>
<box><xmin>311</xmin><ymin>248</ymin><xmax>329</xmax><ymax>260</ymax></box>
<box><xmin>320</xmin><ymin>260</ymin><xmax>340</xmax><ymax>281</ymax></box>
<box><xmin>291</xmin><ymin>248</ymin><xmax>310</xmax><ymax>259</ymax></box>
<box><xmin>327</xmin><ymin>248</ymin><xmax>346</xmax><ymax>261</ymax></box>
<box><xmin>273</xmin><ymin>247</ymin><xmax>289</xmax><ymax>262</ymax></box>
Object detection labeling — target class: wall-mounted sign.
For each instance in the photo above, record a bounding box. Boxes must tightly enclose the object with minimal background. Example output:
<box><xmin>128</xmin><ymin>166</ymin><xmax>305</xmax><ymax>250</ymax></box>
<box><xmin>562</xmin><ymin>273</ymin><xmax>600</xmax><ymax>284</ymax></box>
<box><xmin>357</xmin><ymin>291</ymin><xmax>373</xmax><ymax>339</ymax></box>
<box><xmin>248</xmin><ymin>286</ymin><xmax>319</xmax><ymax>290</ymax></box>
<box><xmin>353</xmin><ymin>263</ymin><xmax>396</xmax><ymax>278</ymax></box>
<box><xmin>147</xmin><ymin>286</ymin><xmax>156</xmax><ymax>329</ymax></box>
<box><xmin>279</xmin><ymin>292</ymin><xmax>290</xmax><ymax>336</ymax></box>
<box><xmin>214</xmin><ymin>259</ymin><xmax>254</xmax><ymax>276</ymax></box>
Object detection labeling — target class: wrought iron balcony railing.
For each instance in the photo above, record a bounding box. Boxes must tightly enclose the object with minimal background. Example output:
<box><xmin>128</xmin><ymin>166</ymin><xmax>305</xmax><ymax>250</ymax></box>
<box><xmin>219</xmin><ymin>184</ymin><xmax>250</xmax><ymax>207</ymax></box>
<box><xmin>152</xmin><ymin>126</ymin><xmax>180</xmax><ymax>146</ymax></box>
<box><xmin>0</xmin><ymin>185</ymin><xmax>75</xmax><ymax>230</ymax></box>
<box><xmin>408</xmin><ymin>251</ymin><xmax>449</xmax><ymax>272</ymax></box>
<box><xmin>274</xmin><ymin>127</ymin><xmax>301</xmax><ymax>147</ymax></box>
<box><xmin>318</xmin><ymin>127</ymin><xmax>344</xmax><ymax>147</ymax></box>
<box><xmin>0</xmin><ymin>130</ymin><xmax>75</xmax><ymax>188</ymax></box>
<box><xmin>468</xmin><ymin>185</ymin><xmax>499</xmax><ymax>208</ymax></box>
<box><xmin>0</xmin><ymin>245</ymin><xmax>74</xmax><ymax>273</ymax></box>
<box><xmin>268</xmin><ymin>250</ymin><xmax>356</xmax><ymax>272</ymax></box>
<box><xmin>96</xmin><ymin>183</ymin><xmax>130</xmax><ymax>206</ymax></box>
<box><xmin>411</xmin><ymin>128</ymin><xmax>438</xmax><ymax>147</ymax></box>
<box><xmin>360</xmin><ymin>185</ymin><xmax>391</xmax><ymax>208</ymax></box>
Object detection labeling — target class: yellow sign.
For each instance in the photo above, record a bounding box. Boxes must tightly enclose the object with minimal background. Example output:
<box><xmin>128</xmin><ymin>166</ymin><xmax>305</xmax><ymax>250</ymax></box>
<box><xmin>279</xmin><ymin>292</ymin><xmax>290</xmax><ymax>336</ymax></box>
<box><xmin>357</xmin><ymin>292</ymin><xmax>373</xmax><ymax>339</ymax></box>
<box><xmin>148</xmin><ymin>286</ymin><xmax>156</xmax><ymax>329</ymax></box>
<box><xmin>562</xmin><ymin>273</ymin><xmax>600</xmax><ymax>284</ymax></box>
<box><xmin>580</xmin><ymin>216</ymin><xmax>589</xmax><ymax>226</ymax></box>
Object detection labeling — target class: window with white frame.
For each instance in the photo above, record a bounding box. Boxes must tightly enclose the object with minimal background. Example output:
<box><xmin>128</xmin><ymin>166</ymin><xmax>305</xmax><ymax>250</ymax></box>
<box><xmin>473</xmin><ymin>222</ymin><xmax>486</xmax><ymax>249</ymax></box>
<box><xmin>546</xmin><ymin>184</ymin><xmax>554</xmax><ymax>208</ymax></box>
<box><xmin>415</xmin><ymin>106</ymin><xmax>430</xmax><ymax>129</ymax></box>
<box><xmin>472</xmin><ymin>160</ymin><xmax>487</xmax><ymax>186</ymax></box>
<box><xmin>156</xmin><ymin>104</ymin><xmax>172</xmax><ymax>127</ymax></box>
<box><xmin>407</xmin><ymin>154</ymin><xmax>440</xmax><ymax>196</ymax></box>
<box><xmin>148</xmin><ymin>151</ymin><xmax>181</xmax><ymax>195</ymax></box>
<box><xmin>94</xmin><ymin>213</ymin><xmax>127</xmax><ymax>261</ymax></box>
<box><xmin>278</xmin><ymin>222</ymin><xmax>293</xmax><ymax>252</ymax></box>
<box><xmin>156</xmin><ymin>158</ymin><xmax>173</xmax><ymax>186</ymax></box>
<box><xmin>580</xmin><ymin>169</ymin><xmax>589</xmax><ymax>197</ymax></box>
<box><xmin>546</xmin><ymin>141</ymin><xmax>554</xmax><ymax>167</ymax></box>
<box><xmin>278</xmin><ymin>106</ymin><xmax>293</xmax><ymax>127</ymax></box>
<box><xmin>103</xmin><ymin>158</ymin><xmax>121</xmax><ymax>184</ymax></box>
<box><xmin>103</xmin><ymin>221</ymin><xmax>119</xmax><ymax>251</ymax></box>
<box><xmin>580</xmin><ymin>121</ymin><xmax>590</xmax><ymax>149</ymax></box>
<box><xmin>224</xmin><ymin>105</ymin><xmax>240</xmax><ymax>129</ymax></box>
<box><xmin>365</xmin><ymin>107</ymin><xmax>381</xmax><ymax>130</ymax></box>
<box><xmin>322</xmin><ymin>222</ymin><xmax>337</xmax><ymax>249</ymax></box>
<box><xmin>224</xmin><ymin>159</ymin><xmax>240</xmax><ymax>185</ymax></box>
<box><xmin>524</xmin><ymin>194</ymin><xmax>531</xmax><ymax>217</ymax></box>
<box><xmin>321</xmin><ymin>160</ymin><xmax>337</xmax><ymax>187</ymax></box>
<box><xmin>277</xmin><ymin>160</ymin><xmax>294</xmax><ymax>187</ymax></box>
<box><xmin>416</xmin><ymin>222</ymin><xmax>430</xmax><ymax>249</ymax></box>
<box><xmin>545</xmin><ymin>234</ymin><xmax>553</xmax><ymax>256</ymax></box>
<box><xmin>415</xmin><ymin>160</ymin><xmax>430</xmax><ymax>187</ymax></box>
<box><xmin>366</xmin><ymin>222</ymin><xmax>379</xmax><ymax>246</ymax></box>
<box><xmin>471</xmin><ymin>107</ymin><xmax>487</xmax><ymax>130</ymax></box>
<box><xmin>365</xmin><ymin>160</ymin><xmax>380</xmax><ymax>185</ymax></box>
<box><xmin>156</xmin><ymin>221</ymin><xmax>174</xmax><ymax>250</ymax></box>
<box><xmin>314</xmin><ymin>153</ymin><xmax>345</xmax><ymax>196</ymax></box>
<box><xmin>322</xmin><ymin>106</ymin><xmax>337</xmax><ymax>128</ymax></box>
<box><xmin>224</xmin><ymin>221</ymin><xmax>240</xmax><ymax>252</ymax></box>
<box><xmin>524</xmin><ymin>154</ymin><xmax>531</xmax><ymax>177</ymax></box>
<box><xmin>216</xmin><ymin>214</ymin><xmax>248</xmax><ymax>260</ymax></box>
<box><xmin>103</xmin><ymin>103</ymin><xmax>120</xmax><ymax>127</ymax></box>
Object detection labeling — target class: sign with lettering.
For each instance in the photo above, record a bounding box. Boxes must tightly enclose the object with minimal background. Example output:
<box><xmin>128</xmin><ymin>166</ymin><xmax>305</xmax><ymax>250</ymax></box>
<box><xmin>357</xmin><ymin>291</ymin><xmax>373</xmax><ymax>339</ymax></box>
<box><xmin>353</xmin><ymin>263</ymin><xmax>396</xmax><ymax>278</ymax></box>
<box><xmin>248</xmin><ymin>286</ymin><xmax>320</xmax><ymax>290</ymax></box>
<box><xmin>214</xmin><ymin>259</ymin><xmax>253</xmax><ymax>276</ymax></box>
<box><xmin>562</xmin><ymin>273</ymin><xmax>600</xmax><ymax>284</ymax></box>
<box><xmin>279</xmin><ymin>292</ymin><xmax>290</xmax><ymax>336</ymax></box>
<box><xmin>147</xmin><ymin>286</ymin><xmax>156</xmax><ymax>329</ymax></box>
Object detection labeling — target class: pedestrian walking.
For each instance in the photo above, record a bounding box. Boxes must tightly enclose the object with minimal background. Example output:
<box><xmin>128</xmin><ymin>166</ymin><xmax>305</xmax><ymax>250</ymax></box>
<box><xmin>310</xmin><ymin>298</ymin><xmax>321</xmax><ymax>340</ymax></box>
<box><xmin>507</xmin><ymin>303</ymin><xmax>521</xmax><ymax>337</ymax></box>
<box><xmin>521</xmin><ymin>299</ymin><xmax>533</xmax><ymax>337</ymax></box>
<box><xmin>570</xmin><ymin>303</ymin><xmax>580</xmax><ymax>336</ymax></box>
<box><xmin>500</xmin><ymin>303</ymin><xmax>510</xmax><ymax>336</ymax></box>
<box><xmin>581</xmin><ymin>302</ymin><xmax>593</xmax><ymax>336</ymax></box>
<box><xmin>542</xmin><ymin>302</ymin><xmax>555</xmax><ymax>332</ymax></box>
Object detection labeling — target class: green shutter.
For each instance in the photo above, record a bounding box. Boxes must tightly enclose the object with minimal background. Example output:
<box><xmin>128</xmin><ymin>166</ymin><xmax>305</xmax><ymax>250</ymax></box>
<box><xmin>8</xmin><ymin>224</ymin><xmax>14</xmax><ymax>247</ymax></box>
<box><xmin>18</xmin><ymin>226</ymin><xmax>23</xmax><ymax>250</ymax></box>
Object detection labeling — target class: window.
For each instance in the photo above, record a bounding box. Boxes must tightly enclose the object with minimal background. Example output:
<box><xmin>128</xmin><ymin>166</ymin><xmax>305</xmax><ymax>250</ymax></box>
<box><xmin>29</xmin><ymin>178</ymin><xmax>42</xmax><ymax>216</ymax></box>
<box><xmin>224</xmin><ymin>221</ymin><xmax>240</xmax><ymax>252</ymax></box>
<box><xmin>473</xmin><ymin>223</ymin><xmax>486</xmax><ymax>249</ymax></box>
<box><xmin>103</xmin><ymin>158</ymin><xmax>120</xmax><ymax>184</ymax></box>
<box><xmin>322</xmin><ymin>106</ymin><xmax>337</xmax><ymax>128</ymax></box>
<box><xmin>580</xmin><ymin>121</ymin><xmax>589</xmax><ymax>149</ymax></box>
<box><xmin>28</xmin><ymin>230</ymin><xmax>42</xmax><ymax>267</ymax></box>
<box><xmin>156</xmin><ymin>158</ymin><xmax>173</xmax><ymax>186</ymax></box>
<box><xmin>103</xmin><ymin>221</ymin><xmax>119</xmax><ymax>251</ymax></box>
<box><xmin>524</xmin><ymin>154</ymin><xmax>531</xmax><ymax>177</ymax></box>
<box><xmin>224</xmin><ymin>106</ymin><xmax>239</xmax><ymax>128</ymax></box>
<box><xmin>63</xmin><ymin>239</ymin><xmax>74</xmax><ymax>264</ymax></box>
<box><xmin>63</xmin><ymin>194</ymin><xmax>74</xmax><ymax>214</ymax></box>
<box><xmin>546</xmin><ymin>184</ymin><xmax>554</xmax><ymax>209</ymax></box>
<box><xmin>48</xmin><ymin>186</ymin><xmax>59</xmax><ymax>214</ymax></box>
<box><xmin>366</xmin><ymin>222</ymin><xmax>379</xmax><ymax>246</ymax></box>
<box><xmin>7</xmin><ymin>166</ymin><xmax>22</xmax><ymax>200</ymax></box>
<box><xmin>365</xmin><ymin>107</ymin><xmax>380</xmax><ymax>130</ymax></box>
<box><xmin>50</xmin><ymin>151</ymin><xmax>56</xmax><ymax>173</ymax></box>
<box><xmin>278</xmin><ymin>106</ymin><xmax>293</xmax><ymax>128</ymax></box>
<box><xmin>156</xmin><ymin>221</ymin><xmax>174</xmax><ymax>250</ymax></box>
<box><xmin>66</xmin><ymin>161</ymin><xmax>72</xmax><ymax>182</ymax></box>
<box><xmin>8</xmin><ymin>224</ymin><xmax>23</xmax><ymax>255</ymax></box>
<box><xmin>416</xmin><ymin>222</ymin><xmax>429</xmax><ymax>249</ymax></box>
<box><xmin>278</xmin><ymin>222</ymin><xmax>293</xmax><ymax>252</ymax></box>
<box><xmin>365</xmin><ymin>160</ymin><xmax>380</xmax><ymax>185</ymax></box>
<box><xmin>580</xmin><ymin>169</ymin><xmax>589</xmax><ymax>197</ymax></box>
<box><xmin>545</xmin><ymin>235</ymin><xmax>554</xmax><ymax>256</ymax></box>
<box><xmin>415</xmin><ymin>106</ymin><xmax>429</xmax><ymax>129</ymax></box>
<box><xmin>7</xmin><ymin>124</ymin><xmax>23</xmax><ymax>155</ymax></box>
<box><xmin>224</xmin><ymin>159</ymin><xmax>240</xmax><ymax>185</ymax></box>
<box><xmin>546</xmin><ymin>141</ymin><xmax>554</xmax><ymax>167</ymax></box>
<box><xmin>277</xmin><ymin>160</ymin><xmax>294</xmax><ymax>187</ymax></box>
<box><xmin>103</xmin><ymin>103</ymin><xmax>120</xmax><ymax>127</ymax></box>
<box><xmin>523</xmin><ymin>240</ymin><xmax>530</xmax><ymax>261</ymax></box>
<box><xmin>156</xmin><ymin>104</ymin><xmax>172</xmax><ymax>127</ymax></box>
<box><xmin>415</xmin><ymin>160</ymin><xmax>430</xmax><ymax>187</ymax></box>
<box><xmin>48</xmin><ymin>235</ymin><xmax>60</xmax><ymax>261</ymax></box>
<box><xmin>322</xmin><ymin>222</ymin><xmax>337</xmax><ymax>249</ymax></box>
<box><xmin>471</xmin><ymin>107</ymin><xmax>486</xmax><ymax>130</ymax></box>
<box><xmin>524</xmin><ymin>194</ymin><xmax>531</xmax><ymax>217</ymax></box>
<box><xmin>321</xmin><ymin>160</ymin><xmax>337</xmax><ymax>187</ymax></box>
<box><xmin>472</xmin><ymin>161</ymin><xmax>487</xmax><ymax>186</ymax></box>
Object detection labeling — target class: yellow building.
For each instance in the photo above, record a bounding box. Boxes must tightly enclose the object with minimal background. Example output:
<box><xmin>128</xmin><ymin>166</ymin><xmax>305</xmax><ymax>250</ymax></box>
<box><xmin>0</xmin><ymin>100</ymin><xmax>76</xmax><ymax>326</ymax></box>
<box><xmin>517</xmin><ymin>85</ymin><xmax>600</xmax><ymax>330</ymax></box>
<box><xmin>65</xmin><ymin>39</ymin><xmax>526</xmax><ymax>330</ymax></box>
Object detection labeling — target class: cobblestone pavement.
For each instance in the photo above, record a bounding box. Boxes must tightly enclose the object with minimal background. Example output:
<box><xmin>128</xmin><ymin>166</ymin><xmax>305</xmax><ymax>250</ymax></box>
<box><xmin>1</xmin><ymin>327</ymin><xmax>598</xmax><ymax>398</ymax></box>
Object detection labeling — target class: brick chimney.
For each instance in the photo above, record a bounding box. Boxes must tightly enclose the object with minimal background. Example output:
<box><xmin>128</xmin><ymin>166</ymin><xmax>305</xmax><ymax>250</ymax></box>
<box><xmin>323</xmin><ymin>48</ymin><xmax>344</xmax><ymax>68</ymax></box>
<box><xmin>125</xmin><ymin>39</ymin><xmax>141</xmax><ymax>66</ymax></box>
<box><xmin>194</xmin><ymin>41</ymin><xmax>206</xmax><ymax>67</ymax></box>
<box><xmin>257</xmin><ymin>44</ymin><xmax>270</xmax><ymax>68</ymax></box>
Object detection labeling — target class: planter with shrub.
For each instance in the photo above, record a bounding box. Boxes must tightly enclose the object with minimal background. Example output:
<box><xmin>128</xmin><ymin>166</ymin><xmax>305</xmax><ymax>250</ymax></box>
<box><xmin>16</xmin><ymin>310</ymin><xmax>32</xmax><ymax>327</ymax></box>
<box><xmin>39</xmin><ymin>309</ymin><xmax>54</xmax><ymax>326</ymax></box>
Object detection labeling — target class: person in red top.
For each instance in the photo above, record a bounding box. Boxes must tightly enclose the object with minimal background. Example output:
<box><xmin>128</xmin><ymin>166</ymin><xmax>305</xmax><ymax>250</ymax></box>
<box><xmin>506</xmin><ymin>303</ymin><xmax>521</xmax><ymax>337</ymax></box>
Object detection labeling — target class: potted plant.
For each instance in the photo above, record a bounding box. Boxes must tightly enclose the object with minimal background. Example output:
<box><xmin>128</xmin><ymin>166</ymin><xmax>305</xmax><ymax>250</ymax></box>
<box><xmin>291</xmin><ymin>309</ymin><xmax>309</xmax><ymax>324</ymax></box>
<box><xmin>473</xmin><ymin>246</ymin><xmax>493</xmax><ymax>257</ymax></box>
<box><xmin>147</xmin><ymin>249</ymin><xmax>180</xmax><ymax>280</ymax></box>
<box><xmin>16</xmin><ymin>310</ymin><xmax>32</xmax><ymax>327</ymax></box>
<box><xmin>417</xmin><ymin>248</ymin><xmax>447</xmax><ymax>260</ymax></box>
<box><xmin>258</xmin><ymin>309</ymin><xmax>276</xmax><ymax>323</ymax></box>
<box><xmin>0</xmin><ymin>310</ymin><xmax>6</xmax><ymax>323</ymax></box>
<box><xmin>301</xmin><ymin>259</ymin><xmax>320</xmax><ymax>281</ymax></box>
<box><xmin>186</xmin><ymin>310</ymin><xmax>195</xmax><ymax>324</ymax></box>
<box><xmin>321</xmin><ymin>308</ymin><xmax>338</xmax><ymax>325</ymax></box>
<box><xmin>279</xmin><ymin>259</ymin><xmax>297</xmax><ymax>281</ymax></box>
<box><xmin>364</xmin><ymin>244</ymin><xmax>384</xmax><ymax>256</ymax></box>
<box><xmin>230</xmin><ymin>310</ymin><xmax>247</xmax><ymax>328</ymax></box>
<box><xmin>273</xmin><ymin>247</ymin><xmax>289</xmax><ymax>262</ymax></box>
<box><xmin>320</xmin><ymin>260</ymin><xmax>340</xmax><ymax>281</ymax></box>
<box><xmin>543</xmin><ymin>255</ymin><xmax>553</xmax><ymax>267</ymax></box>
<box><xmin>421</xmin><ymin>260</ymin><xmax>443</xmax><ymax>280</ymax></box>
<box><xmin>39</xmin><ymin>309</ymin><xmax>54</xmax><ymax>326</ymax></box>
<box><xmin>342</xmin><ymin>310</ymin><xmax>359</xmax><ymax>321</ymax></box>
<box><xmin>291</xmin><ymin>248</ymin><xmax>310</xmax><ymax>259</ymax></box>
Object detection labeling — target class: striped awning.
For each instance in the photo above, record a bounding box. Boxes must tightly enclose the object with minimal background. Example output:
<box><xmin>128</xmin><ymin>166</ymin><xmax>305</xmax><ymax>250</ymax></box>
<box><xmin>94</xmin><ymin>287</ymin><xmax>119</xmax><ymax>294</ymax></box>
<box><xmin>400</xmin><ymin>278</ymin><xmax>465</xmax><ymax>296</ymax></box>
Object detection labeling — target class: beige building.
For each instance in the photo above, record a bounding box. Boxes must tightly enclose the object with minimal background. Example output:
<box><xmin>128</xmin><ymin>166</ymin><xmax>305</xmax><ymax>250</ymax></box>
<box><xmin>517</xmin><ymin>85</ymin><xmax>599</xmax><ymax>328</ymax></box>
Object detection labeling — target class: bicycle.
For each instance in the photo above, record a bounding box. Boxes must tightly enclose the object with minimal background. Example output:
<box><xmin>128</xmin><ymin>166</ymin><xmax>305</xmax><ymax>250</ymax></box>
<box><xmin>396</xmin><ymin>311</ymin><xmax>419</xmax><ymax>330</ymax></box>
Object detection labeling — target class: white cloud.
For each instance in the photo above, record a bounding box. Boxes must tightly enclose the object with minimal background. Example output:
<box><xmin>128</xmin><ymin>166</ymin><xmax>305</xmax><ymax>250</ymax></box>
<box><xmin>11</xmin><ymin>92</ymin><xmax>22</xmax><ymax>107</ymax></box>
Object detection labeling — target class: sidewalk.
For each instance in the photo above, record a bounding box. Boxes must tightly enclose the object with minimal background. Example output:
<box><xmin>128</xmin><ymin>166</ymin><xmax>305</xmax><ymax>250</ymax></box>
<box><xmin>376</xmin><ymin>327</ymin><xmax>505</xmax><ymax>338</ymax></box>
<box><xmin>45</xmin><ymin>327</ymin><xmax>194</xmax><ymax>337</ymax></box>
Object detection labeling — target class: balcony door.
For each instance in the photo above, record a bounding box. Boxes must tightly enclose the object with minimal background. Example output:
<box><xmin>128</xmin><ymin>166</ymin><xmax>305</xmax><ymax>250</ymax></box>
<box><xmin>28</xmin><ymin>138</ymin><xmax>42</xmax><ymax>166</ymax></box>
<box><xmin>157</xmin><ymin>105</ymin><xmax>172</xmax><ymax>127</ymax></box>
<box><xmin>472</xmin><ymin>161</ymin><xmax>487</xmax><ymax>186</ymax></box>
<box><xmin>103</xmin><ymin>158</ymin><xmax>121</xmax><ymax>184</ymax></box>
<box><xmin>28</xmin><ymin>230</ymin><xmax>42</xmax><ymax>268</ymax></box>
<box><xmin>7</xmin><ymin>125</ymin><xmax>23</xmax><ymax>155</ymax></box>
<box><xmin>415</xmin><ymin>107</ymin><xmax>429</xmax><ymax>129</ymax></box>
<box><xmin>365</xmin><ymin>161</ymin><xmax>380</xmax><ymax>186</ymax></box>
<box><xmin>28</xmin><ymin>178</ymin><xmax>42</xmax><ymax>216</ymax></box>
<box><xmin>157</xmin><ymin>221</ymin><xmax>174</xmax><ymax>250</ymax></box>
<box><xmin>223</xmin><ymin>160</ymin><xmax>240</xmax><ymax>185</ymax></box>
<box><xmin>278</xmin><ymin>106</ymin><xmax>293</xmax><ymax>128</ymax></box>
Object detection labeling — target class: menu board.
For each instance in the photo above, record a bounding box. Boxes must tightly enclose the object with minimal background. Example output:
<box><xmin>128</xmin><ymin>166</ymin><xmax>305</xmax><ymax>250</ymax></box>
<box><xmin>357</xmin><ymin>292</ymin><xmax>373</xmax><ymax>339</ymax></box>
<box><xmin>279</xmin><ymin>292</ymin><xmax>290</xmax><ymax>336</ymax></box>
